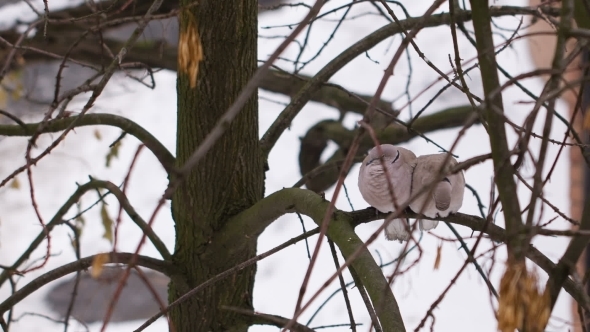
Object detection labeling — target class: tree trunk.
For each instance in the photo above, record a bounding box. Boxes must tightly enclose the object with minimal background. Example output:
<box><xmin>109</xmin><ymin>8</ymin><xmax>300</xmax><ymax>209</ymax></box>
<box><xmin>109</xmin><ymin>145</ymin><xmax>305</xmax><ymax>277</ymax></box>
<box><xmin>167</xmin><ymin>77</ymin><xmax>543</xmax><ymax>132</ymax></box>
<box><xmin>170</xmin><ymin>0</ymin><xmax>263</xmax><ymax>331</ymax></box>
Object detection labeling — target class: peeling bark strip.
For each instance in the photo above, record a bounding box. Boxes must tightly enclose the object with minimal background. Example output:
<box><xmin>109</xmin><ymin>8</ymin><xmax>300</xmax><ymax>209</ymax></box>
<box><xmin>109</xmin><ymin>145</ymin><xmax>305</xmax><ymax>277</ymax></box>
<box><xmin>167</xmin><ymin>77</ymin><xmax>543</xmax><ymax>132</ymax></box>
<box><xmin>178</xmin><ymin>10</ymin><xmax>203</xmax><ymax>88</ymax></box>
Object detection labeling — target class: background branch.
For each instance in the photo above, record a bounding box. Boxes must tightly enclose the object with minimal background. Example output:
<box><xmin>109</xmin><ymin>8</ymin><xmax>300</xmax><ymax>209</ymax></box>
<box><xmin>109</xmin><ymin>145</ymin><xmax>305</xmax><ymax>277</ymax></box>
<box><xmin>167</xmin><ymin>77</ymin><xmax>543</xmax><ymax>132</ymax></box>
<box><xmin>298</xmin><ymin>105</ymin><xmax>475</xmax><ymax>192</ymax></box>
<box><xmin>0</xmin><ymin>252</ymin><xmax>173</xmax><ymax>316</ymax></box>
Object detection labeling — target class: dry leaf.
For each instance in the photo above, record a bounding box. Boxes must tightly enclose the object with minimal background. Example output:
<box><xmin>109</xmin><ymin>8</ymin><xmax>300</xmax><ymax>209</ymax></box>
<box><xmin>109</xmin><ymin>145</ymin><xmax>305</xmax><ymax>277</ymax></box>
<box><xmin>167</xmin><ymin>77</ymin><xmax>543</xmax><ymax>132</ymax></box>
<box><xmin>90</xmin><ymin>253</ymin><xmax>110</xmax><ymax>278</ymax></box>
<box><xmin>105</xmin><ymin>140</ymin><xmax>122</xmax><ymax>167</ymax></box>
<box><xmin>94</xmin><ymin>129</ymin><xmax>102</xmax><ymax>140</ymax></box>
<box><xmin>100</xmin><ymin>203</ymin><xmax>114</xmax><ymax>243</ymax></box>
<box><xmin>584</xmin><ymin>111</ymin><xmax>590</xmax><ymax>129</ymax></box>
<box><xmin>497</xmin><ymin>260</ymin><xmax>550</xmax><ymax>332</ymax></box>
<box><xmin>433</xmin><ymin>242</ymin><xmax>442</xmax><ymax>270</ymax></box>
<box><xmin>9</xmin><ymin>178</ymin><xmax>20</xmax><ymax>189</ymax></box>
<box><xmin>178</xmin><ymin>10</ymin><xmax>203</xmax><ymax>88</ymax></box>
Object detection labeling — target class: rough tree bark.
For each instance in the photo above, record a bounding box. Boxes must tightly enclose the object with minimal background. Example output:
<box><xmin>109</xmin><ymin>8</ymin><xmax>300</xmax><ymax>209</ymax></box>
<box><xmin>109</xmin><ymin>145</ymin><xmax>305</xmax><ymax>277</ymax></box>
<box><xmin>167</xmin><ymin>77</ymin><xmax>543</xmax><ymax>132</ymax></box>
<box><xmin>170</xmin><ymin>0</ymin><xmax>264</xmax><ymax>330</ymax></box>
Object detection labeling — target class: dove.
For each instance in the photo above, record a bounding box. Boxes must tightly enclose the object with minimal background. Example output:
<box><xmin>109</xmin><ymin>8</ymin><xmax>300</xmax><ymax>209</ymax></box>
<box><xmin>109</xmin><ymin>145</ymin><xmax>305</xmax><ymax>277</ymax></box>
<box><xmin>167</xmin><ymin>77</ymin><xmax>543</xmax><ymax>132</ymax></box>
<box><xmin>409</xmin><ymin>153</ymin><xmax>465</xmax><ymax>231</ymax></box>
<box><xmin>358</xmin><ymin>144</ymin><xmax>416</xmax><ymax>242</ymax></box>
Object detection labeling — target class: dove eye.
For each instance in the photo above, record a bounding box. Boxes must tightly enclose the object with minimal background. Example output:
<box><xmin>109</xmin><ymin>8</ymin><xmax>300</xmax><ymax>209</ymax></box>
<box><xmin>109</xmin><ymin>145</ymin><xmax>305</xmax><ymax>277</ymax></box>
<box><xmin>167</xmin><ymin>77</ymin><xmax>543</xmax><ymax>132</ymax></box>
<box><xmin>391</xmin><ymin>150</ymin><xmax>400</xmax><ymax>163</ymax></box>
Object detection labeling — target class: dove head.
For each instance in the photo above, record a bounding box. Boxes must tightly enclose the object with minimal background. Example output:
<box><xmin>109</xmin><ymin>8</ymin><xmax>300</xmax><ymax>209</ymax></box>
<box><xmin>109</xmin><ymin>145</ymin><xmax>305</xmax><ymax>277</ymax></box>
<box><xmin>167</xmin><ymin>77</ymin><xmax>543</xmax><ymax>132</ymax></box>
<box><xmin>364</xmin><ymin>144</ymin><xmax>411</xmax><ymax>170</ymax></box>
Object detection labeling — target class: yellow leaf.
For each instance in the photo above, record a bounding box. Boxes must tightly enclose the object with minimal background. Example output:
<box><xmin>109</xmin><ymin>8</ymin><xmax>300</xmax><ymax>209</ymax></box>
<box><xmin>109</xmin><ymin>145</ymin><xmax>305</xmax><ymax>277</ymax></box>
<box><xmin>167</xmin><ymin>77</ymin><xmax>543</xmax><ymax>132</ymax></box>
<box><xmin>74</xmin><ymin>202</ymin><xmax>86</xmax><ymax>236</ymax></box>
<box><xmin>90</xmin><ymin>253</ymin><xmax>110</xmax><ymax>278</ymax></box>
<box><xmin>9</xmin><ymin>178</ymin><xmax>20</xmax><ymax>189</ymax></box>
<box><xmin>105</xmin><ymin>140</ymin><xmax>122</xmax><ymax>167</ymax></box>
<box><xmin>100</xmin><ymin>203</ymin><xmax>114</xmax><ymax>243</ymax></box>
<box><xmin>433</xmin><ymin>242</ymin><xmax>442</xmax><ymax>270</ymax></box>
<box><xmin>94</xmin><ymin>129</ymin><xmax>102</xmax><ymax>140</ymax></box>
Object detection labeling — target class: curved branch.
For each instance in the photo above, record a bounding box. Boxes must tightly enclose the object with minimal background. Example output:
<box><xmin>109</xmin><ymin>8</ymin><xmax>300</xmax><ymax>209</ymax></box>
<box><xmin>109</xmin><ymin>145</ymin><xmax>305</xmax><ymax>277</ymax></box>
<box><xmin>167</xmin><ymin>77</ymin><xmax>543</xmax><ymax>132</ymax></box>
<box><xmin>0</xmin><ymin>113</ymin><xmax>175</xmax><ymax>174</ymax></box>
<box><xmin>225</xmin><ymin>188</ymin><xmax>406</xmax><ymax>331</ymax></box>
<box><xmin>101</xmin><ymin>181</ymin><xmax>172</xmax><ymax>261</ymax></box>
<box><xmin>258</xmin><ymin>6</ymin><xmax>561</xmax><ymax>159</ymax></box>
<box><xmin>298</xmin><ymin>105</ymin><xmax>475</xmax><ymax>192</ymax></box>
<box><xmin>261</xmin><ymin>69</ymin><xmax>395</xmax><ymax>117</ymax></box>
<box><xmin>225</xmin><ymin>187</ymin><xmax>590</xmax><ymax>315</ymax></box>
<box><xmin>0</xmin><ymin>179</ymin><xmax>171</xmax><ymax>287</ymax></box>
<box><xmin>0</xmin><ymin>252</ymin><xmax>173</xmax><ymax>316</ymax></box>
<box><xmin>325</xmin><ymin>105</ymin><xmax>476</xmax><ymax>148</ymax></box>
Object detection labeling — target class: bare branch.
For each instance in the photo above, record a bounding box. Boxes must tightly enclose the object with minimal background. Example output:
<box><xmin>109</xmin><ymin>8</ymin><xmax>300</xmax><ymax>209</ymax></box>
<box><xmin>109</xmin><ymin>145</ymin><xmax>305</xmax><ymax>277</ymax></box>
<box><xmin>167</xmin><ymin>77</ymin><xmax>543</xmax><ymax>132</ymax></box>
<box><xmin>0</xmin><ymin>113</ymin><xmax>175</xmax><ymax>174</ymax></box>
<box><xmin>0</xmin><ymin>179</ymin><xmax>171</xmax><ymax>288</ymax></box>
<box><xmin>259</xmin><ymin>5</ymin><xmax>561</xmax><ymax>159</ymax></box>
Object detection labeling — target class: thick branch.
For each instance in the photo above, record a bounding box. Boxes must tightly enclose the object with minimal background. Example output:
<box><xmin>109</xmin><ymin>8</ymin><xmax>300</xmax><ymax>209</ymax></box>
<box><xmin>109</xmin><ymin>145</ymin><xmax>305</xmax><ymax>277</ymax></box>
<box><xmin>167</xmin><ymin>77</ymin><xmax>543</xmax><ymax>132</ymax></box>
<box><xmin>261</xmin><ymin>70</ymin><xmax>395</xmax><ymax>117</ymax></box>
<box><xmin>0</xmin><ymin>252</ymin><xmax>173</xmax><ymax>315</ymax></box>
<box><xmin>225</xmin><ymin>188</ymin><xmax>406</xmax><ymax>332</ymax></box>
<box><xmin>347</xmin><ymin>208</ymin><xmax>590</xmax><ymax>312</ymax></box>
<box><xmin>0</xmin><ymin>113</ymin><xmax>175</xmax><ymax>173</ymax></box>
<box><xmin>546</xmin><ymin>194</ymin><xmax>590</xmax><ymax>311</ymax></box>
<box><xmin>469</xmin><ymin>0</ymin><xmax>523</xmax><ymax>260</ymax></box>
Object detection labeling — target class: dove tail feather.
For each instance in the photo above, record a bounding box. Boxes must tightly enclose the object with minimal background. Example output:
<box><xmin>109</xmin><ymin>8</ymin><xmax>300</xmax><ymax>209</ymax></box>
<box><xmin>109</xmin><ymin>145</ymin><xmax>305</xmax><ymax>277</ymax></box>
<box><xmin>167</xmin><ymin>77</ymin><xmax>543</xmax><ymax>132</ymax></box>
<box><xmin>434</xmin><ymin>179</ymin><xmax>452</xmax><ymax>211</ymax></box>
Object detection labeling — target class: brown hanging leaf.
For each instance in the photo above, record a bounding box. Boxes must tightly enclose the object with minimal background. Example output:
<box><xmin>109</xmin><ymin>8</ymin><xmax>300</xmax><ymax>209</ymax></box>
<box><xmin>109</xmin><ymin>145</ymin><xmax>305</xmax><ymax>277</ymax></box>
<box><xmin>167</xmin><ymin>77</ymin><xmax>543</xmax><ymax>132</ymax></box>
<box><xmin>100</xmin><ymin>203</ymin><xmax>114</xmax><ymax>243</ymax></box>
<box><xmin>178</xmin><ymin>10</ymin><xmax>203</xmax><ymax>88</ymax></box>
<box><xmin>584</xmin><ymin>111</ymin><xmax>590</xmax><ymax>129</ymax></box>
<box><xmin>94</xmin><ymin>129</ymin><xmax>102</xmax><ymax>140</ymax></box>
<box><xmin>433</xmin><ymin>242</ymin><xmax>442</xmax><ymax>270</ymax></box>
<box><xmin>497</xmin><ymin>260</ymin><xmax>550</xmax><ymax>332</ymax></box>
<box><xmin>90</xmin><ymin>253</ymin><xmax>110</xmax><ymax>278</ymax></box>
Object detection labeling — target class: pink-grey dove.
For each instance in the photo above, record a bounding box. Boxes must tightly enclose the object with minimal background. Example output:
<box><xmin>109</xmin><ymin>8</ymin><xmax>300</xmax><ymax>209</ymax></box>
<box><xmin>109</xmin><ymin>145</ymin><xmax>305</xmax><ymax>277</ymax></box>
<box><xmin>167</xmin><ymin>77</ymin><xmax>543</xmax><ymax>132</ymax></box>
<box><xmin>409</xmin><ymin>153</ymin><xmax>465</xmax><ymax>231</ymax></box>
<box><xmin>358</xmin><ymin>144</ymin><xmax>416</xmax><ymax>242</ymax></box>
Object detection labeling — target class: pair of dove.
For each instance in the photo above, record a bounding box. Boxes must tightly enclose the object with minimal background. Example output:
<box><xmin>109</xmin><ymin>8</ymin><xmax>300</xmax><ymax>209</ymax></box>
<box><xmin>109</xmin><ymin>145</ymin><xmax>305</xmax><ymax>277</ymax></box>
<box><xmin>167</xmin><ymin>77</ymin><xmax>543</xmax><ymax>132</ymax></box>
<box><xmin>358</xmin><ymin>144</ymin><xmax>465</xmax><ymax>242</ymax></box>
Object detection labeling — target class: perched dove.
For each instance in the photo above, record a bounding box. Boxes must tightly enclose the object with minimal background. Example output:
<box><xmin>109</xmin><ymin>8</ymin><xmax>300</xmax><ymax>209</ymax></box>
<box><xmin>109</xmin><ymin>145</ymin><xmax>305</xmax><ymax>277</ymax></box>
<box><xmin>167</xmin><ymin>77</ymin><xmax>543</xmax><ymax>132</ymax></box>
<box><xmin>358</xmin><ymin>144</ymin><xmax>416</xmax><ymax>242</ymax></box>
<box><xmin>409</xmin><ymin>153</ymin><xmax>465</xmax><ymax>231</ymax></box>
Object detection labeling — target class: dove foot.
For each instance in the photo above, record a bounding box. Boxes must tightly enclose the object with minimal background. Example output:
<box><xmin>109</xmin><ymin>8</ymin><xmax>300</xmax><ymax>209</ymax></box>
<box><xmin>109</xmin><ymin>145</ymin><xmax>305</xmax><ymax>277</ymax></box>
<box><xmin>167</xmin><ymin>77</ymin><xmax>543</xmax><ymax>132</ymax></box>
<box><xmin>419</xmin><ymin>219</ymin><xmax>439</xmax><ymax>231</ymax></box>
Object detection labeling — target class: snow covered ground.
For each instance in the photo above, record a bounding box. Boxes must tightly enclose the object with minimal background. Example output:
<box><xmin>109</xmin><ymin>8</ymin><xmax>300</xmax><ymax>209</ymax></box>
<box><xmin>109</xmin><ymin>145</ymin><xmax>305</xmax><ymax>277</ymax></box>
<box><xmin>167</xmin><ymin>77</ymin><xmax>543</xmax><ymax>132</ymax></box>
<box><xmin>0</xmin><ymin>0</ymin><xmax>575</xmax><ymax>331</ymax></box>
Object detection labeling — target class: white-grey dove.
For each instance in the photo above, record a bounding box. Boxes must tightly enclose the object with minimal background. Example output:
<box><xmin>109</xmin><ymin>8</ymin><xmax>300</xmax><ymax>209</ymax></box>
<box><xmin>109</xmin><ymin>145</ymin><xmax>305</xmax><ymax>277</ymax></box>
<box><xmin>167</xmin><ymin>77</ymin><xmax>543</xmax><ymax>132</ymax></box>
<box><xmin>358</xmin><ymin>144</ymin><xmax>416</xmax><ymax>242</ymax></box>
<box><xmin>409</xmin><ymin>153</ymin><xmax>465</xmax><ymax>231</ymax></box>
